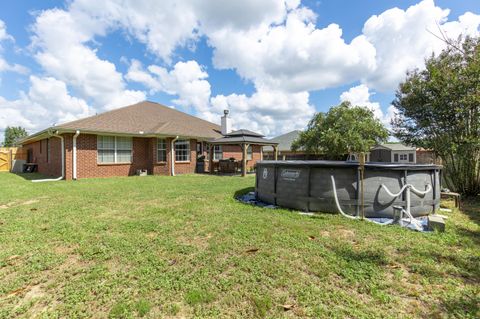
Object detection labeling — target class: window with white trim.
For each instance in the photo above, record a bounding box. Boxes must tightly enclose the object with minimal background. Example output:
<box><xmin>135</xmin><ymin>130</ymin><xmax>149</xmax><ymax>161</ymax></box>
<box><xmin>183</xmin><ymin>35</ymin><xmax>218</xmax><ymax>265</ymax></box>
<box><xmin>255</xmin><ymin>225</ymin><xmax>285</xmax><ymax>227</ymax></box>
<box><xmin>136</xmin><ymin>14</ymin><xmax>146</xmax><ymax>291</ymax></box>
<box><xmin>97</xmin><ymin>136</ymin><xmax>132</xmax><ymax>163</ymax></box>
<box><xmin>247</xmin><ymin>145</ymin><xmax>253</xmax><ymax>160</ymax></box>
<box><xmin>175</xmin><ymin>139</ymin><xmax>190</xmax><ymax>162</ymax></box>
<box><xmin>157</xmin><ymin>139</ymin><xmax>167</xmax><ymax>162</ymax></box>
<box><xmin>399</xmin><ymin>154</ymin><xmax>408</xmax><ymax>161</ymax></box>
<box><xmin>214</xmin><ymin>145</ymin><xmax>223</xmax><ymax>160</ymax></box>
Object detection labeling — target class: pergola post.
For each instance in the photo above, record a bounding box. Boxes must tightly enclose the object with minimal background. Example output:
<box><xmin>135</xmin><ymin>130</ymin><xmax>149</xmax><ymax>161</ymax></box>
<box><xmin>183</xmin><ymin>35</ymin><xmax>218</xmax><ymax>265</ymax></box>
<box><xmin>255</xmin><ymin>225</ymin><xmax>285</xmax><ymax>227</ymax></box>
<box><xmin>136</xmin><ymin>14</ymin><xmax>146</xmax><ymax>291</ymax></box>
<box><xmin>273</xmin><ymin>145</ymin><xmax>278</xmax><ymax>161</ymax></box>
<box><xmin>209</xmin><ymin>143</ymin><xmax>214</xmax><ymax>174</ymax></box>
<box><xmin>242</xmin><ymin>143</ymin><xmax>249</xmax><ymax>177</ymax></box>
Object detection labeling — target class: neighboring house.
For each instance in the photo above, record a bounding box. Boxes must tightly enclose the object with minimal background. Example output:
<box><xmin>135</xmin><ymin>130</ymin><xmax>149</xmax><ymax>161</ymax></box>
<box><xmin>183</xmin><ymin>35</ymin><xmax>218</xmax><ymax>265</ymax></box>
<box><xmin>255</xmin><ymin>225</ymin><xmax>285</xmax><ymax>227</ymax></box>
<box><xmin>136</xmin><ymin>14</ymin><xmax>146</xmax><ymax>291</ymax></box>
<box><xmin>263</xmin><ymin>130</ymin><xmax>322</xmax><ymax>160</ymax></box>
<box><xmin>19</xmin><ymin>101</ymin><xmax>266</xmax><ymax>180</ymax></box>
<box><xmin>369</xmin><ymin>143</ymin><xmax>416</xmax><ymax>163</ymax></box>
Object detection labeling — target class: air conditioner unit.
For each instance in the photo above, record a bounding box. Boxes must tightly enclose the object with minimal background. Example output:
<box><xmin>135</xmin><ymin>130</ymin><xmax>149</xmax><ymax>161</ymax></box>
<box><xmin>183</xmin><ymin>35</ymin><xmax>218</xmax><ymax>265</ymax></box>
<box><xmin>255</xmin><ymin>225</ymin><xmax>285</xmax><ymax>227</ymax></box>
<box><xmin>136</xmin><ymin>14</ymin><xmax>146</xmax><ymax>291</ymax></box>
<box><xmin>136</xmin><ymin>169</ymin><xmax>148</xmax><ymax>176</ymax></box>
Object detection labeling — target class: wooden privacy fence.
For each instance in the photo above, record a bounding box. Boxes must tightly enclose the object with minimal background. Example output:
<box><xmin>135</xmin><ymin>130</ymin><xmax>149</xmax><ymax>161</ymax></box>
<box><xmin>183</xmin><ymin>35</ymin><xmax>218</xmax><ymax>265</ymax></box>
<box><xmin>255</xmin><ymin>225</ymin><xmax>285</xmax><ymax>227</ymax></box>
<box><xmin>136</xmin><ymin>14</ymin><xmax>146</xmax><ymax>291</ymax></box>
<box><xmin>0</xmin><ymin>147</ymin><xmax>27</xmax><ymax>172</ymax></box>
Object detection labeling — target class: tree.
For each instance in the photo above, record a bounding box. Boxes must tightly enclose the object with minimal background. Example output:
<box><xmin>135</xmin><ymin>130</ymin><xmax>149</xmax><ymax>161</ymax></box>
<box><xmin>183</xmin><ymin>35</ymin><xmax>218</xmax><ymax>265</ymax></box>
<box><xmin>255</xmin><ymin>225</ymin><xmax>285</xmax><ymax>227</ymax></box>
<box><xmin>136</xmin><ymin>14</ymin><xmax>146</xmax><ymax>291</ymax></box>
<box><xmin>292</xmin><ymin>102</ymin><xmax>389</xmax><ymax>160</ymax></box>
<box><xmin>392</xmin><ymin>36</ymin><xmax>480</xmax><ymax>196</ymax></box>
<box><xmin>3</xmin><ymin>126</ymin><xmax>28</xmax><ymax>147</ymax></box>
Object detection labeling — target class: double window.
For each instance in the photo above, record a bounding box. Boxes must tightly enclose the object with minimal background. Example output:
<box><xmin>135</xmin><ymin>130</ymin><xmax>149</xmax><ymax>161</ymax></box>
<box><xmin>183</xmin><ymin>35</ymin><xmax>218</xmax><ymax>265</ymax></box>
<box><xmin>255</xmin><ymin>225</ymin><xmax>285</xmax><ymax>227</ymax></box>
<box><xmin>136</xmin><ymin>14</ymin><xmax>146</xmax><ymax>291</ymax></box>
<box><xmin>157</xmin><ymin>139</ymin><xmax>167</xmax><ymax>162</ymax></box>
<box><xmin>97</xmin><ymin>136</ymin><xmax>132</xmax><ymax>163</ymax></box>
<box><xmin>175</xmin><ymin>139</ymin><xmax>190</xmax><ymax>162</ymax></box>
<box><xmin>399</xmin><ymin>154</ymin><xmax>408</xmax><ymax>161</ymax></box>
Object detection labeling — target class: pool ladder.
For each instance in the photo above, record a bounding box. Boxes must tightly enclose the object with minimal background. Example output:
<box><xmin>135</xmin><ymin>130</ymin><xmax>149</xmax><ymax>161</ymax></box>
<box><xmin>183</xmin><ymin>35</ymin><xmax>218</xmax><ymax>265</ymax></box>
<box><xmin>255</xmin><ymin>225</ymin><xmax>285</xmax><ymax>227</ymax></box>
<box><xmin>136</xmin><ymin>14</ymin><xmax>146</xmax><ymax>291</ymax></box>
<box><xmin>331</xmin><ymin>175</ymin><xmax>432</xmax><ymax>230</ymax></box>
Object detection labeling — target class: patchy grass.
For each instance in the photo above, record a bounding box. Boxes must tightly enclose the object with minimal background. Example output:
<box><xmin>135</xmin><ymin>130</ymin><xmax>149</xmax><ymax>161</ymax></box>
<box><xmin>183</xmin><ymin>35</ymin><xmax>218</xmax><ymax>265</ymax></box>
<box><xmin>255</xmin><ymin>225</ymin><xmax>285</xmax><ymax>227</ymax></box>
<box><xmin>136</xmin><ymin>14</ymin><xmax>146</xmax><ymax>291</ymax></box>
<box><xmin>0</xmin><ymin>172</ymin><xmax>478</xmax><ymax>318</ymax></box>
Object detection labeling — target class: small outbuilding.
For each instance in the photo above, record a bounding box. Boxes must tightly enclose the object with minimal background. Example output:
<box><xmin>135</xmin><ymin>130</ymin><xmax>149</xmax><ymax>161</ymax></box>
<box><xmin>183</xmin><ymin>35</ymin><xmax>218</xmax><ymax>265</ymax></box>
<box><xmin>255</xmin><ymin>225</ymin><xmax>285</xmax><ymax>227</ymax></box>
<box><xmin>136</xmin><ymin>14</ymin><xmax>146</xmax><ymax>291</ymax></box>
<box><xmin>369</xmin><ymin>143</ymin><xmax>416</xmax><ymax>163</ymax></box>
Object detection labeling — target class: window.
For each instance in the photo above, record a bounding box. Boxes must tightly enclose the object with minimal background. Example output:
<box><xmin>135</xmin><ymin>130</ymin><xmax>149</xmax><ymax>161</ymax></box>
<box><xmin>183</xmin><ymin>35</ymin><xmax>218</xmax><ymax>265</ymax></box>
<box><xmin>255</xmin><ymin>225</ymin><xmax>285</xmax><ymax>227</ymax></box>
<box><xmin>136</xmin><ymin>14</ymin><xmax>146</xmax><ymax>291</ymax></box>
<box><xmin>97</xmin><ymin>136</ymin><xmax>132</xmax><ymax>163</ymax></box>
<box><xmin>214</xmin><ymin>145</ymin><xmax>223</xmax><ymax>160</ymax></box>
<box><xmin>157</xmin><ymin>139</ymin><xmax>167</xmax><ymax>162</ymax></box>
<box><xmin>394</xmin><ymin>154</ymin><xmax>398</xmax><ymax>162</ymax></box>
<box><xmin>399</xmin><ymin>154</ymin><xmax>408</xmax><ymax>161</ymax></box>
<box><xmin>175</xmin><ymin>139</ymin><xmax>190</xmax><ymax>162</ymax></box>
<box><xmin>409</xmin><ymin>153</ymin><xmax>414</xmax><ymax>162</ymax></box>
<box><xmin>196</xmin><ymin>142</ymin><xmax>203</xmax><ymax>154</ymax></box>
<box><xmin>247</xmin><ymin>145</ymin><xmax>252</xmax><ymax>160</ymax></box>
<box><xmin>116</xmin><ymin>137</ymin><xmax>133</xmax><ymax>163</ymax></box>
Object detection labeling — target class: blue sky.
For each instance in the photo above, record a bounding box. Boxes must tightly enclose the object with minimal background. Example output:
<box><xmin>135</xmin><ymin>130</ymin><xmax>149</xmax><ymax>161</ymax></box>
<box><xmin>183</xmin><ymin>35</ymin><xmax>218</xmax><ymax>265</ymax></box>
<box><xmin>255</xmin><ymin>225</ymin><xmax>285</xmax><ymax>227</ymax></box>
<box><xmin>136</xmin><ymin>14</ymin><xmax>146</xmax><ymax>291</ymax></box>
<box><xmin>0</xmin><ymin>0</ymin><xmax>479</xmax><ymax>139</ymax></box>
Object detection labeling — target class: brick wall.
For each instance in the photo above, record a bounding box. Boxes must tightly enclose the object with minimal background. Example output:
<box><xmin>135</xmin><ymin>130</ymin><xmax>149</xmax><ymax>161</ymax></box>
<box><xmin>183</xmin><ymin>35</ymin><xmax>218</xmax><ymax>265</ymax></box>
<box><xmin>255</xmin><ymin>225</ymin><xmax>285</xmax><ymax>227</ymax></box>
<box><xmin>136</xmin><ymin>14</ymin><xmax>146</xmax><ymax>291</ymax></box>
<box><xmin>151</xmin><ymin>137</ymin><xmax>170</xmax><ymax>175</ymax></box>
<box><xmin>75</xmin><ymin>134</ymin><xmax>152</xmax><ymax>179</ymax></box>
<box><xmin>25</xmin><ymin>134</ymin><xmax>263</xmax><ymax>179</ymax></box>
<box><xmin>221</xmin><ymin>144</ymin><xmax>262</xmax><ymax>170</ymax></box>
<box><xmin>24</xmin><ymin>137</ymin><xmax>62</xmax><ymax>177</ymax></box>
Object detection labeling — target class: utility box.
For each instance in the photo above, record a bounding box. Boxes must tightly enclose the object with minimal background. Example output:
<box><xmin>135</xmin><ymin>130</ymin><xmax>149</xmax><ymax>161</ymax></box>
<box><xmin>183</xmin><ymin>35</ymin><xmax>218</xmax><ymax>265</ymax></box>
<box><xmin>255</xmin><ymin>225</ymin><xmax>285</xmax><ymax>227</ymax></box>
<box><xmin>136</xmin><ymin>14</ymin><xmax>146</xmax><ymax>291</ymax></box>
<box><xmin>428</xmin><ymin>215</ymin><xmax>446</xmax><ymax>232</ymax></box>
<box><xmin>136</xmin><ymin>169</ymin><xmax>148</xmax><ymax>176</ymax></box>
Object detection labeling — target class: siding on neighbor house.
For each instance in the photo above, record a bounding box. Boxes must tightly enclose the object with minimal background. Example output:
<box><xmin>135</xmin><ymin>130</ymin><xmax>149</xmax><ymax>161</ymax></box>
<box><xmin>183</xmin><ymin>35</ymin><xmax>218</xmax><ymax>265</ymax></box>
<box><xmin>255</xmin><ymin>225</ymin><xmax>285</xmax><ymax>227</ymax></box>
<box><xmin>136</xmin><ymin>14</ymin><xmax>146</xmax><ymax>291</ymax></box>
<box><xmin>369</xmin><ymin>149</ymin><xmax>391</xmax><ymax>162</ymax></box>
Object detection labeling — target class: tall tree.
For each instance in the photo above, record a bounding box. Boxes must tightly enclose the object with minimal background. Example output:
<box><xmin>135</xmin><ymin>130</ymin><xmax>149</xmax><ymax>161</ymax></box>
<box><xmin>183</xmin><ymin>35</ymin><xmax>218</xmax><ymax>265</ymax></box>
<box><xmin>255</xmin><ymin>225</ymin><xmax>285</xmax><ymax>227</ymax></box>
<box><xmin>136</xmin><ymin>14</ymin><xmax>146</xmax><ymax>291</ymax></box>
<box><xmin>292</xmin><ymin>102</ymin><xmax>389</xmax><ymax>160</ymax></box>
<box><xmin>3</xmin><ymin>126</ymin><xmax>28</xmax><ymax>147</ymax></box>
<box><xmin>392</xmin><ymin>36</ymin><xmax>480</xmax><ymax>196</ymax></box>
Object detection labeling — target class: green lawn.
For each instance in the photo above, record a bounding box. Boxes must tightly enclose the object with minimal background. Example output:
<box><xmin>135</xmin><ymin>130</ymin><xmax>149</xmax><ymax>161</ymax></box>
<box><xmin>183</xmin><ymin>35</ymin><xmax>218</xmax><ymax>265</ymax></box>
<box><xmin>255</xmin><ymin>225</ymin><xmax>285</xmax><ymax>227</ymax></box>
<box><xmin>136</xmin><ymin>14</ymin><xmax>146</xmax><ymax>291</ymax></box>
<box><xmin>0</xmin><ymin>173</ymin><xmax>478</xmax><ymax>318</ymax></box>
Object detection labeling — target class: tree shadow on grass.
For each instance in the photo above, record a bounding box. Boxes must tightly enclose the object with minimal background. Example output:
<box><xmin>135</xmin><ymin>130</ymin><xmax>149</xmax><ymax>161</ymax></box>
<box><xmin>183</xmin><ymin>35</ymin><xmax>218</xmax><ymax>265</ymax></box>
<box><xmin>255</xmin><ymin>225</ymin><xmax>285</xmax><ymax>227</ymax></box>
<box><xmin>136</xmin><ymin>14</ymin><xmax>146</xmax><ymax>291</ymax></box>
<box><xmin>460</xmin><ymin>197</ymin><xmax>480</xmax><ymax>226</ymax></box>
<box><xmin>439</xmin><ymin>288</ymin><xmax>479</xmax><ymax>318</ymax></box>
<box><xmin>14</xmin><ymin>173</ymin><xmax>52</xmax><ymax>181</ymax></box>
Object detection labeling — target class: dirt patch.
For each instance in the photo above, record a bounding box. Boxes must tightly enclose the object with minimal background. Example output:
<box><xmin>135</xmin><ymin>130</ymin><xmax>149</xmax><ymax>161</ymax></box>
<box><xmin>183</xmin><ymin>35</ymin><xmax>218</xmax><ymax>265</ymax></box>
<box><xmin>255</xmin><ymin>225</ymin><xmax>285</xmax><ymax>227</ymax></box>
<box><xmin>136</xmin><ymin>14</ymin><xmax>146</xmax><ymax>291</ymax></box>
<box><xmin>146</xmin><ymin>232</ymin><xmax>157</xmax><ymax>239</ymax></box>
<box><xmin>176</xmin><ymin>233</ymin><xmax>212</xmax><ymax>250</ymax></box>
<box><xmin>337</xmin><ymin>229</ymin><xmax>355</xmax><ymax>239</ymax></box>
<box><xmin>5</xmin><ymin>252</ymin><xmax>90</xmax><ymax>316</ymax></box>
<box><xmin>319</xmin><ymin>230</ymin><xmax>331</xmax><ymax>238</ymax></box>
<box><xmin>0</xmin><ymin>196</ymin><xmax>48</xmax><ymax>209</ymax></box>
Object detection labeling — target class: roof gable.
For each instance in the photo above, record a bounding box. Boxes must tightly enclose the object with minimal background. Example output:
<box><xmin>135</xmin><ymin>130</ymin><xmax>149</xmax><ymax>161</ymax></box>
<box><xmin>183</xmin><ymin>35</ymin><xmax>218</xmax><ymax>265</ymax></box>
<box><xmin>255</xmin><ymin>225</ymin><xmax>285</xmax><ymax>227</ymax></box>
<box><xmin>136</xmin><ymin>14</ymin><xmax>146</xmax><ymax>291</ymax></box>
<box><xmin>270</xmin><ymin>130</ymin><xmax>302</xmax><ymax>151</ymax></box>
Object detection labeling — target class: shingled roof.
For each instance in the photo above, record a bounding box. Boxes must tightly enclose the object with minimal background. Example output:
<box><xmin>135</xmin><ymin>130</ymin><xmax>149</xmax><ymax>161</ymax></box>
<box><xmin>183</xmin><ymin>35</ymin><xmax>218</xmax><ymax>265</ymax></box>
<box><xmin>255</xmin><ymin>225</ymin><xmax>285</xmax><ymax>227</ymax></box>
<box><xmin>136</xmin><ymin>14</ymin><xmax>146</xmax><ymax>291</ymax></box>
<box><xmin>23</xmin><ymin>101</ymin><xmax>222</xmax><ymax>142</ymax></box>
<box><xmin>270</xmin><ymin>130</ymin><xmax>302</xmax><ymax>152</ymax></box>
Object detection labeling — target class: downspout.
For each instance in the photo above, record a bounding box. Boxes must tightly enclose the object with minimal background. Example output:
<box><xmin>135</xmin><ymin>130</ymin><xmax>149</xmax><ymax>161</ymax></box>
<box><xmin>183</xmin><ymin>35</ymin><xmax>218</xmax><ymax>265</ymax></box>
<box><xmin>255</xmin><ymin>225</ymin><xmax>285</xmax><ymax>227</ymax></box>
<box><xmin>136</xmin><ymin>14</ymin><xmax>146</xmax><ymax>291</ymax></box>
<box><xmin>72</xmin><ymin>130</ymin><xmax>80</xmax><ymax>180</ymax></box>
<box><xmin>171</xmin><ymin>136</ymin><xmax>179</xmax><ymax>176</ymax></box>
<box><xmin>32</xmin><ymin>131</ymin><xmax>65</xmax><ymax>182</ymax></box>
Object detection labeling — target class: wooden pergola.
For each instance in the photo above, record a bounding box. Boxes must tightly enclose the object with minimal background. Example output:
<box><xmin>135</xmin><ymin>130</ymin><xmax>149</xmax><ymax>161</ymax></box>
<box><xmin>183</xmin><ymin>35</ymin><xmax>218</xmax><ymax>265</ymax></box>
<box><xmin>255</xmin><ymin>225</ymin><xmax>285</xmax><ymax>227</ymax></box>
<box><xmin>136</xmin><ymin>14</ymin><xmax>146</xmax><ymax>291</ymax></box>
<box><xmin>208</xmin><ymin>130</ymin><xmax>278</xmax><ymax>176</ymax></box>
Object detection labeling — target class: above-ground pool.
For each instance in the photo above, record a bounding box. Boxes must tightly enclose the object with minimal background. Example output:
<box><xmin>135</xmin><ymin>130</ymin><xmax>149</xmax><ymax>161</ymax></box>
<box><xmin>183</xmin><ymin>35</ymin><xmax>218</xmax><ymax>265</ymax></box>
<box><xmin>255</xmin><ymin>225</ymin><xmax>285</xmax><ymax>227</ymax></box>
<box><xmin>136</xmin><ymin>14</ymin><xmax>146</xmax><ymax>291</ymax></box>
<box><xmin>255</xmin><ymin>161</ymin><xmax>442</xmax><ymax>218</ymax></box>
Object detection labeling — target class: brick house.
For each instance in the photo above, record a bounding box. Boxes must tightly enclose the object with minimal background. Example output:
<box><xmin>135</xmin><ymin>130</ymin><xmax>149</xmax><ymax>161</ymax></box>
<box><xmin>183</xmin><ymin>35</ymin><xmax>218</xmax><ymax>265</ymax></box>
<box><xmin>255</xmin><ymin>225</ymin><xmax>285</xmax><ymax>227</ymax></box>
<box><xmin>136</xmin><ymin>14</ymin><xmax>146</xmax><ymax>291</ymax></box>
<box><xmin>20</xmin><ymin>101</ymin><xmax>272</xmax><ymax>180</ymax></box>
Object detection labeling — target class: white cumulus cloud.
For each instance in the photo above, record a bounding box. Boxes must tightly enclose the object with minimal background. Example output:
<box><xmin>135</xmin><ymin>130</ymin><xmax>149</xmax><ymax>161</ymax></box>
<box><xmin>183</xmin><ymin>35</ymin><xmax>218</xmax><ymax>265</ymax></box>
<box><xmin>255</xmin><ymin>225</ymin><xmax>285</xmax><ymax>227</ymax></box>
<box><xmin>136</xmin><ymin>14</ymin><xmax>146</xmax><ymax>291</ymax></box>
<box><xmin>0</xmin><ymin>19</ymin><xmax>29</xmax><ymax>75</ymax></box>
<box><xmin>3</xmin><ymin>0</ymin><xmax>480</xmax><ymax>139</ymax></box>
<box><xmin>362</xmin><ymin>0</ymin><xmax>480</xmax><ymax>90</ymax></box>
<box><xmin>340</xmin><ymin>84</ymin><xmax>396</xmax><ymax>127</ymax></box>
<box><xmin>32</xmin><ymin>8</ymin><xmax>145</xmax><ymax>110</ymax></box>
<box><xmin>0</xmin><ymin>76</ymin><xmax>91</xmax><ymax>141</ymax></box>
<box><xmin>126</xmin><ymin>59</ymin><xmax>211</xmax><ymax>112</ymax></box>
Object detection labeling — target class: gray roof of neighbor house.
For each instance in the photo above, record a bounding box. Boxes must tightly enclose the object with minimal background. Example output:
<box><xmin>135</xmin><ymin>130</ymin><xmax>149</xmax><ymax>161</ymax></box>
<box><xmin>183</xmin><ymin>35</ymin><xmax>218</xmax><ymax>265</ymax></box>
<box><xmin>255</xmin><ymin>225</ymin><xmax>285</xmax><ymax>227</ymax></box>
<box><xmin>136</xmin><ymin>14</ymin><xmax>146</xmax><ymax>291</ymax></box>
<box><xmin>21</xmin><ymin>101</ymin><xmax>223</xmax><ymax>143</ymax></box>
<box><xmin>372</xmin><ymin>143</ymin><xmax>416</xmax><ymax>151</ymax></box>
<box><xmin>269</xmin><ymin>130</ymin><xmax>302</xmax><ymax>152</ymax></box>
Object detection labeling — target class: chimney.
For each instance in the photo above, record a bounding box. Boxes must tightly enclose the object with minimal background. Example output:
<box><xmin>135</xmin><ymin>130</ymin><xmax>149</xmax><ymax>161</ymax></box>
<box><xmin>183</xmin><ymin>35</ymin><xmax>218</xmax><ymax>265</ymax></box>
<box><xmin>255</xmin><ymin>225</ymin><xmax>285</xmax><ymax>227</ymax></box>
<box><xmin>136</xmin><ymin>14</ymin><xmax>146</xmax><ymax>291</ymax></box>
<box><xmin>221</xmin><ymin>109</ymin><xmax>231</xmax><ymax>135</ymax></box>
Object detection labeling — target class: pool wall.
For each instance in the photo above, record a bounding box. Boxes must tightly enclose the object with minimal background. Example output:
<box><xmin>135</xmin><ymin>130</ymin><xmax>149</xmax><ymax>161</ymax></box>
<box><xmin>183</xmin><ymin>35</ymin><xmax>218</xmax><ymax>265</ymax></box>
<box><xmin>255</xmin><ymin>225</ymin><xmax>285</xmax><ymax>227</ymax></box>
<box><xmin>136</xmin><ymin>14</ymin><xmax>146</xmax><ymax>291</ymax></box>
<box><xmin>255</xmin><ymin>161</ymin><xmax>442</xmax><ymax>218</ymax></box>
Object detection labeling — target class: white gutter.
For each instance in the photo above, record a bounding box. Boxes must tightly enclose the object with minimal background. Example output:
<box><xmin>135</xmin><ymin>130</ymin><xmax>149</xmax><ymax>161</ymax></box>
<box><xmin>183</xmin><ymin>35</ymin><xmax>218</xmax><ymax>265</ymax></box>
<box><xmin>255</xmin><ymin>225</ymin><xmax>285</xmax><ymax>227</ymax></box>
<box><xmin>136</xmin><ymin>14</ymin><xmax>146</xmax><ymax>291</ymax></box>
<box><xmin>72</xmin><ymin>130</ymin><xmax>80</xmax><ymax>180</ymax></box>
<box><xmin>171</xmin><ymin>136</ymin><xmax>179</xmax><ymax>176</ymax></box>
<box><xmin>32</xmin><ymin>131</ymin><xmax>65</xmax><ymax>183</ymax></box>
